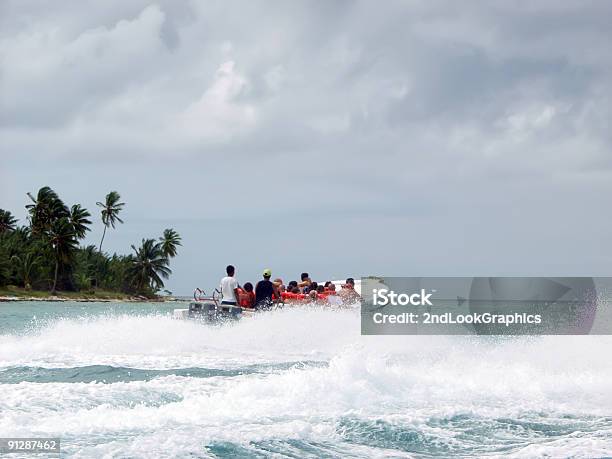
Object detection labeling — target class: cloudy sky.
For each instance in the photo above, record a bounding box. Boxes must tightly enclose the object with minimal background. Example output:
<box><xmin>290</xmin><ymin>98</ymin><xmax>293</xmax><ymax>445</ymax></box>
<box><xmin>1</xmin><ymin>1</ymin><xmax>611</xmax><ymax>294</ymax></box>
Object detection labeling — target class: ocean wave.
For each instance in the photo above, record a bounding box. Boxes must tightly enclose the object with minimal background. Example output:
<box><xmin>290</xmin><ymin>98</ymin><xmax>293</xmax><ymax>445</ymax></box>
<box><xmin>1</xmin><ymin>305</ymin><xmax>612</xmax><ymax>457</ymax></box>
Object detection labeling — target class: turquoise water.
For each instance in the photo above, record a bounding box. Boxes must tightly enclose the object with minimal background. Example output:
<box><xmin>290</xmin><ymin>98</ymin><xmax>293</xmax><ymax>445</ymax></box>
<box><xmin>1</xmin><ymin>301</ymin><xmax>611</xmax><ymax>458</ymax></box>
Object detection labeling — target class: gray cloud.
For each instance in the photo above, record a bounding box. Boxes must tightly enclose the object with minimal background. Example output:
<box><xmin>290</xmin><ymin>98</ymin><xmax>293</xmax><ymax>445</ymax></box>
<box><xmin>1</xmin><ymin>1</ymin><xmax>611</xmax><ymax>293</ymax></box>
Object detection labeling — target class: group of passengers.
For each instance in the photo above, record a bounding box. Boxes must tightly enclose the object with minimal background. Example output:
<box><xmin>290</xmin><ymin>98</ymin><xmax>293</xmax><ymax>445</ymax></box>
<box><xmin>219</xmin><ymin>265</ymin><xmax>359</xmax><ymax>310</ymax></box>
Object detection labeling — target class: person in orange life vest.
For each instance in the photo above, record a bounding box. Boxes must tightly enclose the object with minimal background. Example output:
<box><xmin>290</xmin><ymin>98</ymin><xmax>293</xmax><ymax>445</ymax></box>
<box><xmin>239</xmin><ymin>282</ymin><xmax>256</xmax><ymax>308</ymax></box>
<box><xmin>287</xmin><ymin>280</ymin><xmax>298</xmax><ymax>292</ymax></box>
<box><xmin>315</xmin><ymin>284</ymin><xmax>327</xmax><ymax>302</ymax></box>
<box><xmin>323</xmin><ymin>281</ymin><xmax>336</xmax><ymax>294</ymax></box>
<box><xmin>273</xmin><ymin>278</ymin><xmax>285</xmax><ymax>300</ymax></box>
<box><xmin>281</xmin><ymin>286</ymin><xmax>304</xmax><ymax>304</ymax></box>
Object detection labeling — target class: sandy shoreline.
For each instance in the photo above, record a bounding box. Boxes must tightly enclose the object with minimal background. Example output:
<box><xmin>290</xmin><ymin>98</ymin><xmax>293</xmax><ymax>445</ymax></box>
<box><xmin>0</xmin><ymin>295</ymin><xmax>188</xmax><ymax>303</ymax></box>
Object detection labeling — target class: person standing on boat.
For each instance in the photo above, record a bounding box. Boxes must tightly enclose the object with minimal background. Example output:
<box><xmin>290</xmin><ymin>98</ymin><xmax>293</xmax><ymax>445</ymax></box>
<box><xmin>255</xmin><ymin>268</ymin><xmax>279</xmax><ymax>310</ymax></box>
<box><xmin>220</xmin><ymin>265</ymin><xmax>240</xmax><ymax>305</ymax></box>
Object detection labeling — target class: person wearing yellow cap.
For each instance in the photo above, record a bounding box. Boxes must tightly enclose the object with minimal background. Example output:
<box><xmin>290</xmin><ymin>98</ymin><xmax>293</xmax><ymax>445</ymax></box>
<box><xmin>255</xmin><ymin>268</ymin><xmax>279</xmax><ymax>310</ymax></box>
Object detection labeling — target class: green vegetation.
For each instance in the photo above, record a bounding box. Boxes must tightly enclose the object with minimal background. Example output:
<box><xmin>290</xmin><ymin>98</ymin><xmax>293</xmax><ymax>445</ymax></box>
<box><xmin>96</xmin><ymin>191</ymin><xmax>124</xmax><ymax>252</ymax></box>
<box><xmin>0</xmin><ymin>286</ymin><xmax>140</xmax><ymax>301</ymax></box>
<box><xmin>0</xmin><ymin>187</ymin><xmax>181</xmax><ymax>298</ymax></box>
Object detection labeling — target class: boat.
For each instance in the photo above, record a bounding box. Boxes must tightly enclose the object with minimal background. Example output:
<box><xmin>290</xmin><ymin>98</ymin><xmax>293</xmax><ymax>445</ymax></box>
<box><xmin>173</xmin><ymin>279</ymin><xmax>361</xmax><ymax>322</ymax></box>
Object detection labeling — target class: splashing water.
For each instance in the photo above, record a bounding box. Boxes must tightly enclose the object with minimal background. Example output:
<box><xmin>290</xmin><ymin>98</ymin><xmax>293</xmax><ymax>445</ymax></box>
<box><xmin>0</xmin><ymin>302</ymin><xmax>611</xmax><ymax>458</ymax></box>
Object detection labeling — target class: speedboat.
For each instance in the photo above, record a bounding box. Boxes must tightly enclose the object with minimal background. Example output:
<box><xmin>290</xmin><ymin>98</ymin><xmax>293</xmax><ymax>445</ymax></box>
<box><xmin>173</xmin><ymin>279</ymin><xmax>361</xmax><ymax>322</ymax></box>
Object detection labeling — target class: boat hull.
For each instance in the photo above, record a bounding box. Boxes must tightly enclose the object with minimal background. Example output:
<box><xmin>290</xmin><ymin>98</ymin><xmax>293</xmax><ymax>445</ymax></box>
<box><xmin>173</xmin><ymin>301</ymin><xmax>244</xmax><ymax>323</ymax></box>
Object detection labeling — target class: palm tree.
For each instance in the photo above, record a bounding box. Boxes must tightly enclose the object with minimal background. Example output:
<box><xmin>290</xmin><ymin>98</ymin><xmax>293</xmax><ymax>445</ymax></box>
<box><xmin>0</xmin><ymin>209</ymin><xmax>17</xmax><ymax>234</ymax></box>
<box><xmin>69</xmin><ymin>204</ymin><xmax>92</xmax><ymax>239</ymax></box>
<box><xmin>11</xmin><ymin>253</ymin><xmax>40</xmax><ymax>290</ymax></box>
<box><xmin>128</xmin><ymin>239</ymin><xmax>171</xmax><ymax>293</ymax></box>
<box><xmin>96</xmin><ymin>191</ymin><xmax>124</xmax><ymax>252</ymax></box>
<box><xmin>48</xmin><ymin>218</ymin><xmax>79</xmax><ymax>293</ymax></box>
<box><xmin>159</xmin><ymin>228</ymin><xmax>182</xmax><ymax>258</ymax></box>
<box><xmin>77</xmin><ymin>244</ymin><xmax>107</xmax><ymax>289</ymax></box>
<box><xmin>26</xmin><ymin>186</ymin><xmax>68</xmax><ymax>235</ymax></box>
<box><xmin>75</xmin><ymin>272</ymin><xmax>91</xmax><ymax>291</ymax></box>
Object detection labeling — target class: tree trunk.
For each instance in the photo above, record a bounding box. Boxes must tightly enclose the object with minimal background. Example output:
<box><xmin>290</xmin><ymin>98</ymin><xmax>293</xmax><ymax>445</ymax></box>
<box><xmin>99</xmin><ymin>225</ymin><xmax>107</xmax><ymax>252</ymax></box>
<box><xmin>51</xmin><ymin>258</ymin><xmax>59</xmax><ymax>294</ymax></box>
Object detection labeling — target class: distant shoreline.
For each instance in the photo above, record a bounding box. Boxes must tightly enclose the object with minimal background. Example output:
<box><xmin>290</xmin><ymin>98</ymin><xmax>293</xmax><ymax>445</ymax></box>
<box><xmin>0</xmin><ymin>296</ymin><xmax>187</xmax><ymax>303</ymax></box>
<box><xmin>0</xmin><ymin>289</ymin><xmax>189</xmax><ymax>303</ymax></box>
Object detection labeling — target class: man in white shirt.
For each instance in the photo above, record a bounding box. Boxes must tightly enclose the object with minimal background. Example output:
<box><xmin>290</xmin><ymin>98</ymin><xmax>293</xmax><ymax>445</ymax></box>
<box><xmin>220</xmin><ymin>265</ymin><xmax>240</xmax><ymax>305</ymax></box>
